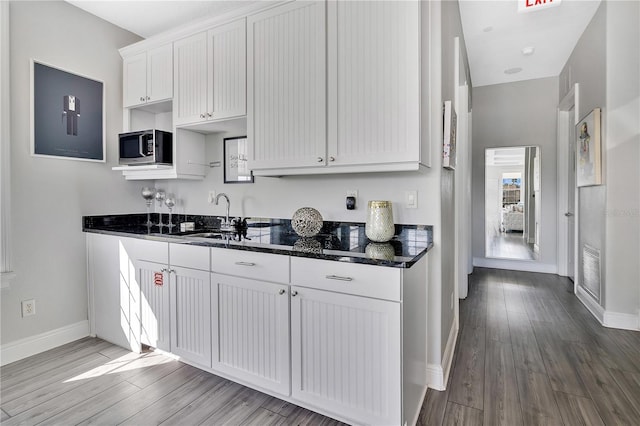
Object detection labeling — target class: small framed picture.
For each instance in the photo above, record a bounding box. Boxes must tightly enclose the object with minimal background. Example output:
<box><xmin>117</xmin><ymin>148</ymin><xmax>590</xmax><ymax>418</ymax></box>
<box><xmin>576</xmin><ymin>108</ymin><xmax>602</xmax><ymax>187</ymax></box>
<box><xmin>443</xmin><ymin>100</ymin><xmax>457</xmax><ymax>170</ymax></box>
<box><xmin>31</xmin><ymin>60</ymin><xmax>105</xmax><ymax>162</ymax></box>
<box><xmin>223</xmin><ymin>136</ymin><xmax>254</xmax><ymax>183</ymax></box>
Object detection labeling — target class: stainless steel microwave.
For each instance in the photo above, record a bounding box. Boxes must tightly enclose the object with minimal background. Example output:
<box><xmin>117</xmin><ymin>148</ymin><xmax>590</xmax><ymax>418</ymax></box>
<box><xmin>118</xmin><ymin>129</ymin><xmax>172</xmax><ymax>166</ymax></box>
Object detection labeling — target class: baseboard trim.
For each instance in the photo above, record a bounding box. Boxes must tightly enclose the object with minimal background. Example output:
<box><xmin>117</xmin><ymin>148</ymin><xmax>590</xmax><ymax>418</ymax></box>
<box><xmin>603</xmin><ymin>311</ymin><xmax>640</xmax><ymax>331</ymax></box>
<box><xmin>426</xmin><ymin>321</ymin><xmax>458</xmax><ymax>391</ymax></box>
<box><xmin>0</xmin><ymin>320</ymin><xmax>90</xmax><ymax>366</ymax></box>
<box><xmin>576</xmin><ymin>287</ymin><xmax>639</xmax><ymax>331</ymax></box>
<box><xmin>576</xmin><ymin>286</ymin><xmax>605</xmax><ymax>324</ymax></box>
<box><xmin>473</xmin><ymin>257</ymin><xmax>557</xmax><ymax>274</ymax></box>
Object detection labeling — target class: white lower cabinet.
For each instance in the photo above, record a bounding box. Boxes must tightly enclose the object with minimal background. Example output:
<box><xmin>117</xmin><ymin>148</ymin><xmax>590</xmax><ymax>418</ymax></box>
<box><xmin>211</xmin><ymin>273</ymin><xmax>290</xmax><ymax>395</ymax></box>
<box><xmin>138</xmin><ymin>259</ymin><xmax>171</xmax><ymax>352</ymax></box>
<box><xmin>170</xmin><ymin>266</ymin><xmax>212</xmax><ymax>368</ymax></box>
<box><xmin>290</xmin><ymin>286</ymin><xmax>402</xmax><ymax>425</ymax></box>
<box><xmin>88</xmin><ymin>234</ymin><xmax>427</xmax><ymax>425</ymax></box>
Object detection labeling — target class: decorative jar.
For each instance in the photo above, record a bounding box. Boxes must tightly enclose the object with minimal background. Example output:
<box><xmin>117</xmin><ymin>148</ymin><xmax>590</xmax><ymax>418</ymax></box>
<box><xmin>365</xmin><ymin>201</ymin><xmax>395</xmax><ymax>242</ymax></box>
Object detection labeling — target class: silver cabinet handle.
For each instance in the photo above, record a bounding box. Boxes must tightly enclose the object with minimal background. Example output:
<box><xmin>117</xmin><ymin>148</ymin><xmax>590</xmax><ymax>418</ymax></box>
<box><xmin>160</xmin><ymin>268</ymin><xmax>168</xmax><ymax>273</ymax></box>
<box><xmin>200</xmin><ymin>113</ymin><xmax>206</xmax><ymax>119</ymax></box>
<box><xmin>140</xmin><ymin>96</ymin><xmax>145</xmax><ymax>102</ymax></box>
<box><xmin>564</xmin><ymin>212</ymin><xmax>574</xmax><ymax>217</ymax></box>
<box><xmin>278</xmin><ymin>289</ymin><xmax>286</xmax><ymax>295</ymax></box>
<box><xmin>326</xmin><ymin>275</ymin><xmax>353</xmax><ymax>282</ymax></box>
<box><xmin>207</xmin><ymin>112</ymin><xmax>212</xmax><ymax>117</ymax></box>
<box><xmin>146</xmin><ymin>96</ymin><xmax>150</xmax><ymax>101</ymax></box>
<box><xmin>317</xmin><ymin>157</ymin><xmax>323</xmax><ymax>163</ymax></box>
<box><xmin>329</xmin><ymin>156</ymin><xmax>335</xmax><ymax>162</ymax></box>
<box><xmin>235</xmin><ymin>261</ymin><xmax>256</xmax><ymax>267</ymax></box>
<box><xmin>291</xmin><ymin>290</ymin><xmax>298</xmax><ymax>297</ymax></box>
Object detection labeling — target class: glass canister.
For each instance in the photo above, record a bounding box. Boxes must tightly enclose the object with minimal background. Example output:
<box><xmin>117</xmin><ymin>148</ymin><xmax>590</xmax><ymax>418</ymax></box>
<box><xmin>365</xmin><ymin>201</ymin><xmax>395</xmax><ymax>242</ymax></box>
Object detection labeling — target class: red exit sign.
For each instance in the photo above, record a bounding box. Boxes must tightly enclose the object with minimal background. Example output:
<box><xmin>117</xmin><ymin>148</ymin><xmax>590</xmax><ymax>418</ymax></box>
<box><xmin>518</xmin><ymin>0</ymin><xmax>562</xmax><ymax>13</ymax></box>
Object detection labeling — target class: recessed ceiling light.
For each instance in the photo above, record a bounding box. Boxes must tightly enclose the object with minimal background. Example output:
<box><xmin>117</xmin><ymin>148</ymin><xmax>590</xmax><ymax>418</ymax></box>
<box><xmin>504</xmin><ymin>67</ymin><xmax>523</xmax><ymax>75</ymax></box>
<box><xmin>522</xmin><ymin>46</ymin><xmax>535</xmax><ymax>56</ymax></box>
<box><xmin>483</xmin><ymin>26</ymin><xmax>493</xmax><ymax>33</ymax></box>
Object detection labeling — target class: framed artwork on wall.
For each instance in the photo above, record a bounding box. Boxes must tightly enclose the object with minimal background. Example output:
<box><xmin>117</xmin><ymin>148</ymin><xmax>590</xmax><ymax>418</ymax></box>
<box><xmin>442</xmin><ymin>100</ymin><xmax>457</xmax><ymax>170</ymax></box>
<box><xmin>576</xmin><ymin>108</ymin><xmax>602</xmax><ymax>187</ymax></box>
<box><xmin>223</xmin><ymin>136</ymin><xmax>254</xmax><ymax>183</ymax></box>
<box><xmin>30</xmin><ymin>60</ymin><xmax>105</xmax><ymax>162</ymax></box>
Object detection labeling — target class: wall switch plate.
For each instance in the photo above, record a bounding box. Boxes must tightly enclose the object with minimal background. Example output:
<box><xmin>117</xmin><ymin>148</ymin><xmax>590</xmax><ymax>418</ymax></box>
<box><xmin>208</xmin><ymin>190</ymin><xmax>216</xmax><ymax>204</ymax></box>
<box><xmin>405</xmin><ymin>190</ymin><xmax>418</xmax><ymax>209</ymax></box>
<box><xmin>22</xmin><ymin>299</ymin><xmax>35</xmax><ymax>317</ymax></box>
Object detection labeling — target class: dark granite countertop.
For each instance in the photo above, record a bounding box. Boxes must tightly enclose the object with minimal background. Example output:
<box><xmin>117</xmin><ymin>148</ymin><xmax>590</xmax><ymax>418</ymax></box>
<box><xmin>83</xmin><ymin>213</ymin><xmax>433</xmax><ymax>268</ymax></box>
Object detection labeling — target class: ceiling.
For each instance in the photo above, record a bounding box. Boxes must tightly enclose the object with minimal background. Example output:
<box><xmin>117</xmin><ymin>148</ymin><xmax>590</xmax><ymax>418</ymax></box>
<box><xmin>65</xmin><ymin>0</ymin><xmax>601</xmax><ymax>87</ymax></box>
<box><xmin>459</xmin><ymin>0</ymin><xmax>601</xmax><ymax>87</ymax></box>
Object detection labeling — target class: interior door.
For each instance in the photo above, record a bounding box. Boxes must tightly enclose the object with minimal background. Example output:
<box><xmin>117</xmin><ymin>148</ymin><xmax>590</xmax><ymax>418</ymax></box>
<box><xmin>567</xmin><ymin>108</ymin><xmax>576</xmax><ymax>281</ymax></box>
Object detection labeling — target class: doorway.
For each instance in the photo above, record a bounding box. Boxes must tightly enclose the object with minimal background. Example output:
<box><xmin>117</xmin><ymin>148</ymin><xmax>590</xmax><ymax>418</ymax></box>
<box><xmin>557</xmin><ymin>83</ymin><xmax>579</xmax><ymax>286</ymax></box>
<box><xmin>484</xmin><ymin>146</ymin><xmax>540</xmax><ymax>261</ymax></box>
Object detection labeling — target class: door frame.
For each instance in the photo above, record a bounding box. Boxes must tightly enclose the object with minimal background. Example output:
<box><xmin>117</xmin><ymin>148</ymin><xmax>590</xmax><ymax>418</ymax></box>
<box><xmin>556</xmin><ymin>83</ymin><xmax>579</xmax><ymax>290</ymax></box>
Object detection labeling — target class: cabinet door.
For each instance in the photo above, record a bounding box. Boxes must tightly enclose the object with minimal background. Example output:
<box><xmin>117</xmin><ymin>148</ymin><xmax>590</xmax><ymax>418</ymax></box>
<box><xmin>248</xmin><ymin>1</ymin><xmax>326</xmax><ymax>170</ymax></box>
<box><xmin>174</xmin><ymin>32</ymin><xmax>208</xmax><ymax>126</ymax></box>
<box><xmin>138</xmin><ymin>259</ymin><xmax>171</xmax><ymax>352</ymax></box>
<box><xmin>327</xmin><ymin>1</ymin><xmax>420</xmax><ymax>166</ymax></box>
<box><xmin>208</xmin><ymin>19</ymin><xmax>246</xmax><ymax>120</ymax></box>
<box><xmin>123</xmin><ymin>52</ymin><xmax>147</xmax><ymax>108</ymax></box>
<box><xmin>211</xmin><ymin>273</ymin><xmax>290</xmax><ymax>395</ymax></box>
<box><xmin>147</xmin><ymin>44</ymin><xmax>173</xmax><ymax>104</ymax></box>
<box><xmin>170</xmin><ymin>266</ymin><xmax>211</xmax><ymax>368</ymax></box>
<box><xmin>290</xmin><ymin>286</ymin><xmax>401</xmax><ymax>425</ymax></box>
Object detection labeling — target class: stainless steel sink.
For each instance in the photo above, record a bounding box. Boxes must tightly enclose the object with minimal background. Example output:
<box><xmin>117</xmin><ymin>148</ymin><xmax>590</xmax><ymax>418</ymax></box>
<box><xmin>186</xmin><ymin>232</ymin><xmax>225</xmax><ymax>239</ymax></box>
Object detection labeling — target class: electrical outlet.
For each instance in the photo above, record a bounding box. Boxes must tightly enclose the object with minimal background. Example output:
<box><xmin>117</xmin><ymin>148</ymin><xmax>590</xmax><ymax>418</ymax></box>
<box><xmin>346</xmin><ymin>190</ymin><xmax>358</xmax><ymax>210</ymax></box>
<box><xmin>22</xmin><ymin>299</ymin><xmax>36</xmax><ymax>317</ymax></box>
<box><xmin>405</xmin><ymin>190</ymin><xmax>418</xmax><ymax>209</ymax></box>
<box><xmin>208</xmin><ymin>190</ymin><xmax>216</xmax><ymax>204</ymax></box>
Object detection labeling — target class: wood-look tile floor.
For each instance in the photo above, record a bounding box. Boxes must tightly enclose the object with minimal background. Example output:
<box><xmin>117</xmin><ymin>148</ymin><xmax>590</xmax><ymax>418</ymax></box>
<box><xmin>0</xmin><ymin>339</ymin><xmax>345</xmax><ymax>425</ymax></box>
<box><xmin>418</xmin><ymin>268</ymin><xmax>640</xmax><ymax>426</ymax></box>
<box><xmin>2</xmin><ymin>268</ymin><xmax>639</xmax><ymax>425</ymax></box>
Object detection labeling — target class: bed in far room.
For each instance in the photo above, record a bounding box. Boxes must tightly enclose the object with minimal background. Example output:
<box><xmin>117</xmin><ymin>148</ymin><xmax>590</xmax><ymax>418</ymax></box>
<box><xmin>501</xmin><ymin>204</ymin><xmax>524</xmax><ymax>232</ymax></box>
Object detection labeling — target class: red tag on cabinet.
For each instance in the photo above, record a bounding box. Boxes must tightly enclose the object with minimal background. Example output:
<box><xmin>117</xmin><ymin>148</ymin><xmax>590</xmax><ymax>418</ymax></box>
<box><xmin>154</xmin><ymin>272</ymin><xmax>163</xmax><ymax>286</ymax></box>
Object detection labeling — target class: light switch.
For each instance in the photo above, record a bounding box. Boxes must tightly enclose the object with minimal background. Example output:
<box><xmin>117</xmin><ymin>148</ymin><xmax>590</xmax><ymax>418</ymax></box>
<box><xmin>405</xmin><ymin>190</ymin><xmax>418</xmax><ymax>209</ymax></box>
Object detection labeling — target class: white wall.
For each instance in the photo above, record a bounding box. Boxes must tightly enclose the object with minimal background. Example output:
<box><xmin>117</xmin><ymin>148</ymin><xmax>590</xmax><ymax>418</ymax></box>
<box><xmin>1</xmin><ymin>1</ymin><xmax>144</xmax><ymax>345</ymax></box>
<box><xmin>157</xmin><ymin>134</ymin><xmax>433</xmax><ymax>224</ymax></box>
<box><xmin>559</xmin><ymin>2</ymin><xmax>607</xmax><ymax>305</ymax></box>
<box><xmin>559</xmin><ymin>0</ymin><xmax>639</xmax><ymax>325</ymax></box>
<box><xmin>472</xmin><ymin>77</ymin><xmax>559</xmax><ymax>272</ymax></box>
<box><xmin>604</xmin><ymin>0</ymin><xmax>640</xmax><ymax>319</ymax></box>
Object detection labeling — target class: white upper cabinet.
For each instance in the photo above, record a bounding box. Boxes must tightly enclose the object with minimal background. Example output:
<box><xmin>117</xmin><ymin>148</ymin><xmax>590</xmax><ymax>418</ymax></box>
<box><xmin>173</xmin><ymin>32</ymin><xmax>208</xmax><ymax>125</ymax></box>
<box><xmin>174</xmin><ymin>19</ymin><xmax>246</xmax><ymax>127</ymax></box>
<box><xmin>327</xmin><ymin>0</ymin><xmax>420</xmax><ymax>167</ymax></box>
<box><xmin>123</xmin><ymin>43</ymin><xmax>173</xmax><ymax>108</ymax></box>
<box><xmin>249</xmin><ymin>0</ymin><xmax>424</xmax><ymax>176</ymax></box>
<box><xmin>247</xmin><ymin>1</ymin><xmax>327</xmax><ymax>171</ymax></box>
<box><xmin>208</xmin><ymin>20</ymin><xmax>246</xmax><ymax>121</ymax></box>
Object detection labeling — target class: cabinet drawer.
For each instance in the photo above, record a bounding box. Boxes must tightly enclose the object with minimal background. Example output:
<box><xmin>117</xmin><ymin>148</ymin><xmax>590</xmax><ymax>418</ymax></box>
<box><xmin>291</xmin><ymin>257</ymin><xmax>402</xmax><ymax>301</ymax></box>
<box><xmin>211</xmin><ymin>248</ymin><xmax>289</xmax><ymax>283</ymax></box>
<box><xmin>170</xmin><ymin>243</ymin><xmax>210</xmax><ymax>270</ymax></box>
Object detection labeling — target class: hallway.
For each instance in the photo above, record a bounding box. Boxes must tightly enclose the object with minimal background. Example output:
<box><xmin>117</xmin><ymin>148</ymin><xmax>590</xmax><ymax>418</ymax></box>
<box><xmin>419</xmin><ymin>268</ymin><xmax>640</xmax><ymax>425</ymax></box>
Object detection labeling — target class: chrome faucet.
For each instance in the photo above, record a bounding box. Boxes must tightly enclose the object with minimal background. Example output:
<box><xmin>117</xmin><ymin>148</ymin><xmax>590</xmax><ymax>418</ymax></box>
<box><xmin>214</xmin><ymin>193</ymin><xmax>232</xmax><ymax>230</ymax></box>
